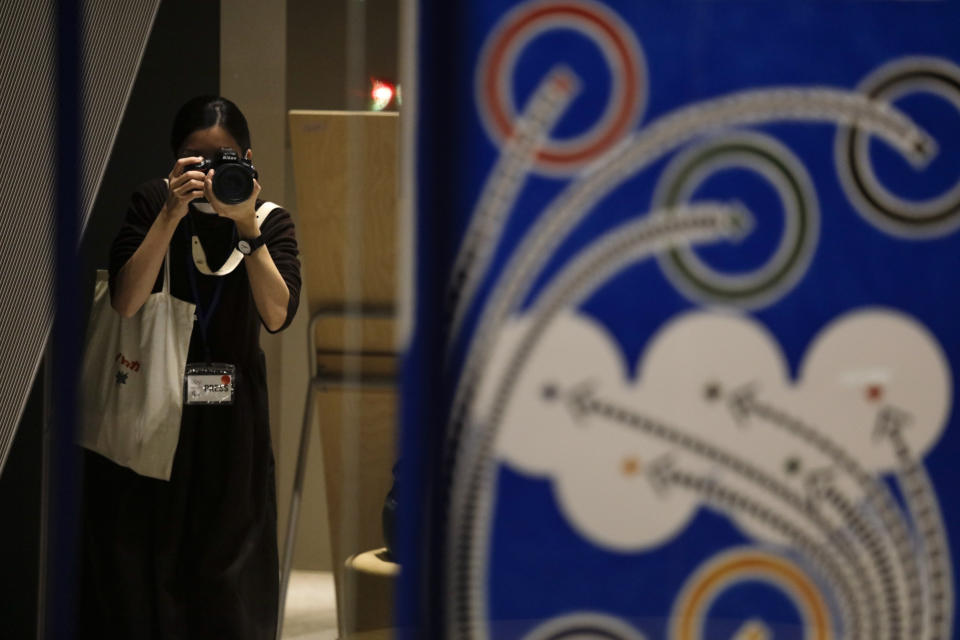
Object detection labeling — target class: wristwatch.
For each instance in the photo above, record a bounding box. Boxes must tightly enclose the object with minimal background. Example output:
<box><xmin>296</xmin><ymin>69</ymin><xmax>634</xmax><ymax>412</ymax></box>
<box><xmin>237</xmin><ymin>235</ymin><xmax>266</xmax><ymax>256</ymax></box>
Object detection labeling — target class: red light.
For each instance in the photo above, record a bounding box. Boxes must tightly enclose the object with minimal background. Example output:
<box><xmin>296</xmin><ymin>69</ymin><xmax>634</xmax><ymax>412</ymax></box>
<box><xmin>370</xmin><ymin>79</ymin><xmax>395</xmax><ymax>111</ymax></box>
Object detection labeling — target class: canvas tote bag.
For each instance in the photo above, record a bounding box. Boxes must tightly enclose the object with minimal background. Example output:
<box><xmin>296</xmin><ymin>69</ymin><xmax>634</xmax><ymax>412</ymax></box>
<box><xmin>78</xmin><ymin>251</ymin><xmax>196</xmax><ymax>480</ymax></box>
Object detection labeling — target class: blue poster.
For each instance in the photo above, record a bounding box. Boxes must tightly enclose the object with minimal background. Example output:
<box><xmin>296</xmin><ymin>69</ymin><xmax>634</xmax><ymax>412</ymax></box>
<box><xmin>406</xmin><ymin>2</ymin><xmax>960</xmax><ymax>638</ymax></box>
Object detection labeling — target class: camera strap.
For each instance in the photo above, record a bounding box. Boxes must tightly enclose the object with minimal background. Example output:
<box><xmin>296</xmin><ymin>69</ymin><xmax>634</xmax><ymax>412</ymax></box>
<box><xmin>189</xmin><ymin>201</ymin><xmax>280</xmax><ymax>276</ymax></box>
<box><xmin>182</xmin><ymin>222</ymin><xmax>229</xmax><ymax>363</ymax></box>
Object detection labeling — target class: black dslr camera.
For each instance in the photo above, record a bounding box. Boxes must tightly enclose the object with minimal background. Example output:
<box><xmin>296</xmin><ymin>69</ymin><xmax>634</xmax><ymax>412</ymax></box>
<box><xmin>187</xmin><ymin>148</ymin><xmax>258</xmax><ymax>205</ymax></box>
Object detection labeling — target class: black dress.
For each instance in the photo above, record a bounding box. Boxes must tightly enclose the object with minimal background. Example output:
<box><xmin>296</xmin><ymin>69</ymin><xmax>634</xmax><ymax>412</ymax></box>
<box><xmin>79</xmin><ymin>178</ymin><xmax>301</xmax><ymax>640</ymax></box>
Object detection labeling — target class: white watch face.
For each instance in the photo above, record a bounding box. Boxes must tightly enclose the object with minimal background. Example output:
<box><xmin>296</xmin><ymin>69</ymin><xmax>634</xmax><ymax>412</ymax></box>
<box><xmin>238</xmin><ymin>240</ymin><xmax>252</xmax><ymax>254</ymax></box>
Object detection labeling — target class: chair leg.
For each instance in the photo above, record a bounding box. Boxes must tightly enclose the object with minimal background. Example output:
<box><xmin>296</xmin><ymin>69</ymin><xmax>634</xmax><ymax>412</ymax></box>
<box><xmin>276</xmin><ymin>378</ymin><xmax>317</xmax><ymax>640</ymax></box>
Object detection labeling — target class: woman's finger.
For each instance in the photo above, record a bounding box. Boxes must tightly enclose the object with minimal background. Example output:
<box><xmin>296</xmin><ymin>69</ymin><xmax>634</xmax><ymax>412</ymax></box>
<box><xmin>174</xmin><ymin>179</ymin><xmax>205</xmax><ymax>196</ymax></box>
<box><xmin>170</xmin><ymin>156</ymin><xmax>204</xmax><ymax>178</ymax></box>
<box><xmin>182</xmin><ymin>177</ymin><xmax>206</xmax><ymax>190</ymax></box>
<box><xmin>203</xmin><ymin>170</ymin><xmax>218</xmax><ymax>203</ymax></box>
<box><xmin>171</xmin><ymin>170</ymin><xmax>205</xmax><ymax>187</ymax></box>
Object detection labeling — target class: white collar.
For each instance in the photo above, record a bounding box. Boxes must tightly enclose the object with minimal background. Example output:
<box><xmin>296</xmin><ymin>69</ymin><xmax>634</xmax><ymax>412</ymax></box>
<box><xmin>191</xmin><ymin>201</ymin><xmax>217</xmax><ymax>214</ymax></box>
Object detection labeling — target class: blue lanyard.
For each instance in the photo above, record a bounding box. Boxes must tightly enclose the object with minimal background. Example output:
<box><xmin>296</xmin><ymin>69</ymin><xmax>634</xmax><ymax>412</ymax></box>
<box><xmin>183</xmin><ymin>217</ymin><xmax>234</xmax><ymax>361</ymax></box>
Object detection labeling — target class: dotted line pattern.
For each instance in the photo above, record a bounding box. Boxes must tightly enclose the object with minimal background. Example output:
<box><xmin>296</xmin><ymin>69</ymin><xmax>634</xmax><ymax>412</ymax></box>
<box><xmin>884</xmin><ymin>412</ymin><xmax>954</xmax><ymax>640</ymax></box>
<box><xmin>443</xmin><ymin>61</ymin><xmax>930</xmax><ymax>640</ymax></box>
<box><xmin>820</xmin><ymin>481</ymin><xmax>903</xmax><ymax>640</ymax></box>
<box><xmin>444</xmin><ymin>211</ymin><xmax>739</xmax><ymax>639</ymax></box>
<box><xmin>531</xmin><ymin>206</ymin><xmax>746</xmax><ymax>330</ymax></box>
<box><xmin>836</xmin><ymin>58</ymin><xmax>960</xmax><ymax>238</ymax></box>
<box><xmin>519</xmin><ymin>611</ymin><xmax>649</xmax><ymax>640</ymax></box>
<box><xmin>444</xmin><ymin>86</ymin><xmax>928</xmax><ymax>512</ymax></box>
<box><xmin>566</xmin><ymin>388</ymin><xmax>879</xmax><ymax>640</ymax></box>
<box><xmin>653</xmin><ymin>133</ymin><xmax>819</xmax><ymax>309</ymax></box>
<box><xmin>446</xmin><ymin>67</ymin><xmax>578</xmax><ymax>349</ymax></box>
<box><xmin>664</xmin><ymin>465</ymin><xmax>856</xmax><ymax>640</ymax></box>
<box><xmin>734</xmin><ymin>389</ymin><xmax>925</xmax><ymax>639</ymax></box>
<box><xmin>479</xmin><ymin>86</ymin><xmax>928</xmax><ymax>352</ymax></box>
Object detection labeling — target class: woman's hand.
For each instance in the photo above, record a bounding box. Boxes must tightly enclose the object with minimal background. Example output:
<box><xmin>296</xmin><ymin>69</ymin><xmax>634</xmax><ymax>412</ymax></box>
<box><xmin>201</xmin><ymin>170</ymin><xmax>289</xmax><ymax>330</ymax></box>
<box><xmin>165</xmin><ymin>156</ymin><xmax>207</xmax><ymax>221</ymax></box>
<box><xmin>113</xmin><ymin>160</ymin><xmax>203</xmax><ymax>318</ymax></box>
<box><xmin>203</xmin><ymin>170</ymin><xmax>263</xmax><ymax>238</ymax></box>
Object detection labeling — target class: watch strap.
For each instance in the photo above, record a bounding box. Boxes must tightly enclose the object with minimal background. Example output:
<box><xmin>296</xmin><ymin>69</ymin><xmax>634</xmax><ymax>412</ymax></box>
<box><xmin>238</xmin><ymin>234</ymin><xmax>267</xmax><ymax>255</ymax></box>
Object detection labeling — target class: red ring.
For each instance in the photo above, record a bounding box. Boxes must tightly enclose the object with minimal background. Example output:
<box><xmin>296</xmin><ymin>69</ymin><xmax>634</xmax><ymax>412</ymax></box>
<box><xmin>481</xmin><ymin>2</ymin><xmax>642</xmax><ymax>167</ymax></box>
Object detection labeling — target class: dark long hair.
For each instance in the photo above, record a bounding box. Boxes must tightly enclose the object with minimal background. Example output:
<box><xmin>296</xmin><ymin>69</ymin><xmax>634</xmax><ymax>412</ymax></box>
<box><xmin>170</xmin><ymin>95</ymin><xmax>251</xmax><ymax>155</ymax></box>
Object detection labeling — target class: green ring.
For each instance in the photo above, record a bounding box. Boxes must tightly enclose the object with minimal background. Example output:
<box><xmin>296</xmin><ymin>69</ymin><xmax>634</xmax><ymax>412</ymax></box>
<box><xmin>662</xmin><ymin>142</ymin><xmax>814</xmax><ymax>302</ymax></box>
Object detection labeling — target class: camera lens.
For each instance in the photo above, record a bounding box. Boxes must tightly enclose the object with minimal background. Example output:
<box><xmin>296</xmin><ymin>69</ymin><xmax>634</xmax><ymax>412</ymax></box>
<box><xmin>213</xmin><ymin>164</ymin><xmax>254</xmax><ymax>204</ymax></box>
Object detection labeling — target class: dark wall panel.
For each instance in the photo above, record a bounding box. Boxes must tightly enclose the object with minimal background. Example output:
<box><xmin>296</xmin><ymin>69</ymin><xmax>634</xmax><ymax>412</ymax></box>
<box><xmin>0</xmin><ymin>1</ymin><xmax>219</xmax><ymax>636</ymax></box>
<box><xmin>81</xmin><ymin>0</ymin><xmax>221</xmax><ymax>279</ymax></box>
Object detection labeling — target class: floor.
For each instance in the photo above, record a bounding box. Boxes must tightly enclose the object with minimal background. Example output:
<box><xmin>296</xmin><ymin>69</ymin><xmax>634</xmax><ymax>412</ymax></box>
<box><xmin>281</xmin><ymin>570</ymin><xmax>339</xmax><ymax>640</ymax></box>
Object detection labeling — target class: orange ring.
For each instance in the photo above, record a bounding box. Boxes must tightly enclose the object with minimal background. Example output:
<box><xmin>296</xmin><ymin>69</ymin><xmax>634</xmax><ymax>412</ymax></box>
<box><xmin>672</xmin><ymin>549</ymin><xmax>832</xmax><ymax>640</ymax></box>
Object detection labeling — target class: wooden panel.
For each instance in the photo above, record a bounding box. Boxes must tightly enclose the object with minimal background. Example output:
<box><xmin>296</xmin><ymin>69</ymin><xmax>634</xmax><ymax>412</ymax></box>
<box><xmin>288</xmin><ymin>110</ymin><xmax>399</xmax><ymax>311</ymax></box>
<box><xmin>314</xmin><ymin>314</ymin><xmax>397</xmax><ymax>377</ymax></box>
<box><xmin>316</xmin><ymin>386</ymin><xmax>397</xmax><ymax>575</ymax></box>
<box><xmin>314</xmin><ymin>314</ymin><xmax>395</xmax><ymax>352</ymax></box>
<box><xmin>316</xmin><ymin>353</ymin><xmax>397</xmax><ymax>378</ymax></box>
<box><xmin>290</xmin><ymin>111</ymin><xmax>401</xmax><ymax>631</ymax></box>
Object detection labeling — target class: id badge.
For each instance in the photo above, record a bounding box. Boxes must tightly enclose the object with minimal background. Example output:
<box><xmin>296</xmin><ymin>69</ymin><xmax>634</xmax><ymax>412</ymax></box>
<box><xmin>184</xmin><ymin>363</ymin><xmax>236</xmax><ymax>405</ymax></box>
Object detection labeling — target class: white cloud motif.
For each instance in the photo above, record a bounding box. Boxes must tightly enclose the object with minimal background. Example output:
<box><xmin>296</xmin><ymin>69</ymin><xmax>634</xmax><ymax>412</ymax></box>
<box><xmin>481</xmin><ymin>308</ymin><xmax>951</xmax><ymax>553</ymax></box>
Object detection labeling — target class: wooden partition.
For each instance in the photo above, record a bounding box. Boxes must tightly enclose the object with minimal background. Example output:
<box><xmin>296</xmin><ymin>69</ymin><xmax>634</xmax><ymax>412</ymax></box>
<box><xmin>290</xmin><ymin>110</ymin><xmax>398</xmax><ymax>307</ymax></box>
<box><xmin>288</xmin><ymin>110</ymin><xmax>400</xmax><ymax>635</ymax></box>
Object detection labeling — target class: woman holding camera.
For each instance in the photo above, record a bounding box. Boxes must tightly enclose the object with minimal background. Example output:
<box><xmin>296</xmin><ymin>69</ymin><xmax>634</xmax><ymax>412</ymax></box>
<box><xmin>79</xmin><ymin>96</ymin><xmax>300</xmax><ymax>639</ymax></box>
